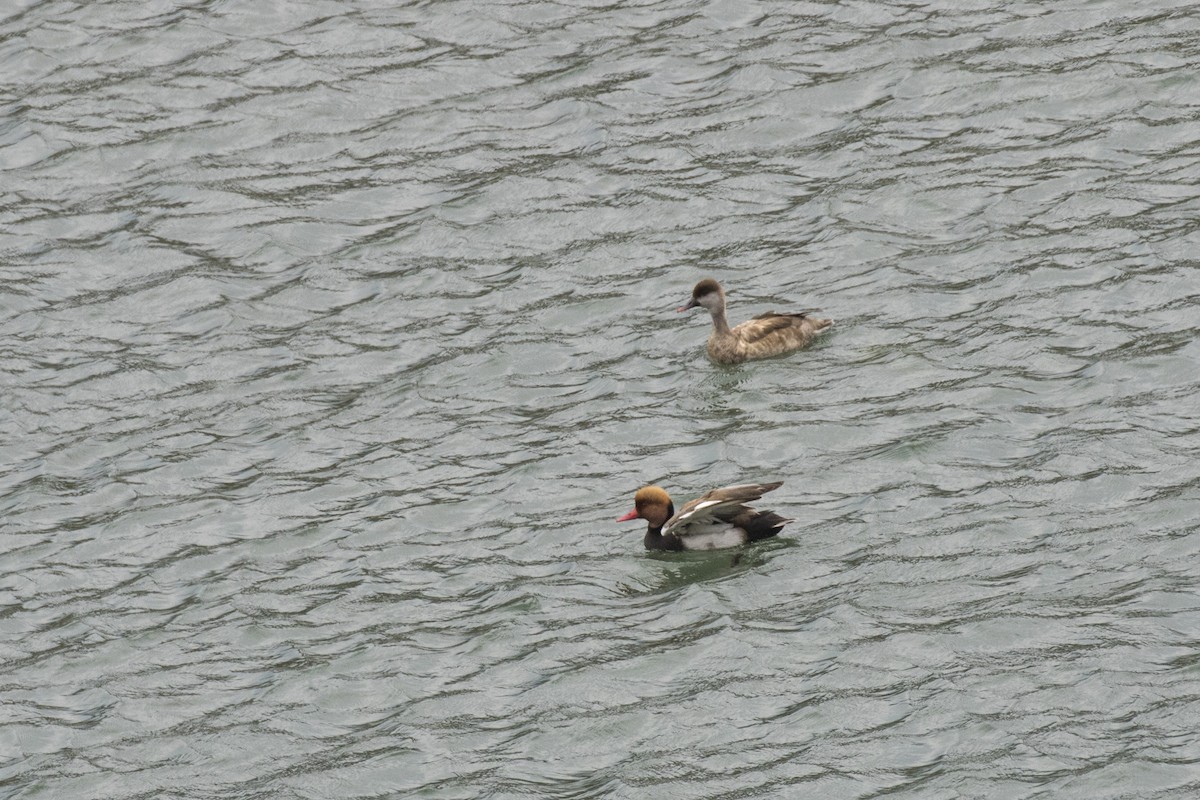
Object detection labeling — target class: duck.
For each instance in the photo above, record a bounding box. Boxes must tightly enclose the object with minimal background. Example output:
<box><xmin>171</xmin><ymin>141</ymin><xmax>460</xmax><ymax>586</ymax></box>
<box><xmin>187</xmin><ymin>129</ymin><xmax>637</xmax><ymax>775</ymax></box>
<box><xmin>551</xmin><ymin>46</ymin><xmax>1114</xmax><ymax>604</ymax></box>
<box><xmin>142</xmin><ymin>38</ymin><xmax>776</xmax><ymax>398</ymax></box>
<box><xmin>678</xmin><ymin>278</ymin><xmax>833</xmax><ymax>364</ymax></box>
<box><xmin>617</xmin><ymin>482</ymin><xmax>792</xmax><ymax>551</ymax></box>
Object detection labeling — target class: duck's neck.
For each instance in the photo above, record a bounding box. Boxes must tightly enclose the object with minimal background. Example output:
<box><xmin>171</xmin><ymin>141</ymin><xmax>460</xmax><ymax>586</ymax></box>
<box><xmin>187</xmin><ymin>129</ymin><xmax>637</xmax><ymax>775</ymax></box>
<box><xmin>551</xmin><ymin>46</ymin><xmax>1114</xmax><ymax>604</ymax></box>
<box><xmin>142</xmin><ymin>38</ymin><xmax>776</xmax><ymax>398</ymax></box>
<box><xmin>708</xmin><ymin>301</ymin><xmax>732</xmax><ymax>336</ymax></box>
<box><xmin>643</xmin><ymin>501</ymin><xmax>678</xmax><ymax>551</ymax></box>
<box><xmin>644</xmin><ymin>525</ymin><xmax>684</xmax><ymax>551</ymax></box>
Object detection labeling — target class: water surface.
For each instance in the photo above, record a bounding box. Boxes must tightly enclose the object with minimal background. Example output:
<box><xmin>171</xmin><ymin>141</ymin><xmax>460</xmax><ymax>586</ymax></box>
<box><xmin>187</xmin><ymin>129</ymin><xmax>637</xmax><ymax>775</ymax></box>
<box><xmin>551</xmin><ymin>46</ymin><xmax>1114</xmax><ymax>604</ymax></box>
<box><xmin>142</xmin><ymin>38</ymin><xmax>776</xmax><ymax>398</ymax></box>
<box><xmin>4</xmin><ymin>1</ymin><xmax>1200</xmax><ymax>798</ymax></box>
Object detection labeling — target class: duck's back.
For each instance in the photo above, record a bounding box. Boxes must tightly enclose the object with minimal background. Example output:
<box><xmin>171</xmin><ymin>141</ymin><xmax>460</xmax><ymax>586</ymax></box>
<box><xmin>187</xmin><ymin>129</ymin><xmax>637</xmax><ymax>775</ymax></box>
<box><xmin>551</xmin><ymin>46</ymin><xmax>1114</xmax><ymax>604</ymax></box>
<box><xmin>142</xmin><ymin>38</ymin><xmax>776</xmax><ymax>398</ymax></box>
<box><xmin>709</xmin><ymin>312</ymin><xmax>832</xmax><ymax>363</ymax></box>
<box><xmin>662</xmin><ymin>481</ymin><xmax>792</xmax><ymax>549</ymax></box>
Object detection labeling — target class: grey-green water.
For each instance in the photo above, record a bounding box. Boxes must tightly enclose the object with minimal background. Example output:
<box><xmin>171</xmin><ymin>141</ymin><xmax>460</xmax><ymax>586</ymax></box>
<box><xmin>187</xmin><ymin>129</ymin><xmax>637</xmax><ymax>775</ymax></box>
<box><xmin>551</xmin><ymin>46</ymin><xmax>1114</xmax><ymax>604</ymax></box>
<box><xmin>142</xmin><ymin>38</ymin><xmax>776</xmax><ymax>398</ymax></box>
<box><xmin>4</xmin><ymin>1</ymin><xmax>1200</xmax><ymax>798</ymax></box>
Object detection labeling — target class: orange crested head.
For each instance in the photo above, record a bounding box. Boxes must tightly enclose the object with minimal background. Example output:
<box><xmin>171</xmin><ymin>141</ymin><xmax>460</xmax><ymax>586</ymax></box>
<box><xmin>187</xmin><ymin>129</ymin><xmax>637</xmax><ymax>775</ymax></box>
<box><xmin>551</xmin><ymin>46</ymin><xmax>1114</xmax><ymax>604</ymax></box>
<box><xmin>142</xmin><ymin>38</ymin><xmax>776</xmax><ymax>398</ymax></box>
<box><xmin>633</xmin><ymin>486</ymin><xmax>671</xmax><ymax>510</ymax></box>
<box><xmin>618</xmin><ymin>485</ymin><xmax>673</xmax><ymax>525</ymax></box>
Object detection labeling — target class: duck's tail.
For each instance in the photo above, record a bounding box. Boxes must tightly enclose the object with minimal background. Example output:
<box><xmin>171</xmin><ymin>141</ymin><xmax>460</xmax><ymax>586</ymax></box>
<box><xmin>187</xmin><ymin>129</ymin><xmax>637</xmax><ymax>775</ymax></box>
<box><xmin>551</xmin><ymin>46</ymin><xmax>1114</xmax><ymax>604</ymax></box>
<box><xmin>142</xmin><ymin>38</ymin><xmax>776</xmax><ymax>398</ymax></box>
<box><xmin>744</xmin><ymin>510</ymin><xmax>792</xmax><ymax>541</ymax></box>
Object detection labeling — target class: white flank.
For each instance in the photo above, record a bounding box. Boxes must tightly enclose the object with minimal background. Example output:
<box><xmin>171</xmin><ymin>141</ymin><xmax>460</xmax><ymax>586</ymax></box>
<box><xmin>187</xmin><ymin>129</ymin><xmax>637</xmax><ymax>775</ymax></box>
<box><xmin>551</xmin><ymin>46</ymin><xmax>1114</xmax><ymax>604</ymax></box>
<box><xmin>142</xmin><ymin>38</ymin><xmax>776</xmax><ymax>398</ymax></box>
<box><xmin>679</xmin><ymin>523</ymin><xmax>746</xmax><ymax>551</ymax></box>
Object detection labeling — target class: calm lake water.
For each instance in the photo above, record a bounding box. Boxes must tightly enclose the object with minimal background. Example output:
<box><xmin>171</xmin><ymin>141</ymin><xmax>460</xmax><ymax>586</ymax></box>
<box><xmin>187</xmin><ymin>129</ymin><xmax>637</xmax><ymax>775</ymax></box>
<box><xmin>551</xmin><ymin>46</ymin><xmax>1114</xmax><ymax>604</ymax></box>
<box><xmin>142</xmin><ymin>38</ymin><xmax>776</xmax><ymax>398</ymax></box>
<box><xmin>4</xmin><ymin>1</ymin><xmax>1200</xmax><ymax>798</ymax></box>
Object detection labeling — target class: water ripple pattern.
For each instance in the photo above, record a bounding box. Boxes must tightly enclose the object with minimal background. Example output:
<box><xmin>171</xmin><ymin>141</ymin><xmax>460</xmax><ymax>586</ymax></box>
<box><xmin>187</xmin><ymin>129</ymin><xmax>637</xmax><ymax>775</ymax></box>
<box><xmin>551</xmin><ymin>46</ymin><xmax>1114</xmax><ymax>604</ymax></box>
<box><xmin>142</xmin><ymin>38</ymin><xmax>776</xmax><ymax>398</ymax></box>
<box><xmin>3</xmin><ymin>0</ymin><xmax>1200</xmax><ymax>797</ymax></box>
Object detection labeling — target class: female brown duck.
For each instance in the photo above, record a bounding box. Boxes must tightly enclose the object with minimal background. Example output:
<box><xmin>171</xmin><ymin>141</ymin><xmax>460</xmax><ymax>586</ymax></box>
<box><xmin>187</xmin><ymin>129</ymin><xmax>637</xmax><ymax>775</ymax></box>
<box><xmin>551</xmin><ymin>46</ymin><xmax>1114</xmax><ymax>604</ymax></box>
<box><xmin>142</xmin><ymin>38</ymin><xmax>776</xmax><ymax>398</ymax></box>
<box><xmin>617</xmin><ymin>482</ymin><xmax>791</xmax><ymax>551</ymax></box>
<box><xmin>679</xmin><ymin>278</ymin><xmax>832</xmax><ymax>364</ymax></box>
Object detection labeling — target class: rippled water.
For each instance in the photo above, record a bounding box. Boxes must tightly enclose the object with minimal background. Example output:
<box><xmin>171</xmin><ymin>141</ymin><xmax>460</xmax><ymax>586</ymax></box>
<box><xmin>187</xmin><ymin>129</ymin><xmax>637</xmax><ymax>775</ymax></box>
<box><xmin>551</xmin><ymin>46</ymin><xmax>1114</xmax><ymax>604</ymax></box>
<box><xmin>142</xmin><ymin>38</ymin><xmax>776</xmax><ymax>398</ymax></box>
<box><xmin>5</xmin><ymin>1</ymin><xmax>1200</xmax><ymax>797</ymax></box>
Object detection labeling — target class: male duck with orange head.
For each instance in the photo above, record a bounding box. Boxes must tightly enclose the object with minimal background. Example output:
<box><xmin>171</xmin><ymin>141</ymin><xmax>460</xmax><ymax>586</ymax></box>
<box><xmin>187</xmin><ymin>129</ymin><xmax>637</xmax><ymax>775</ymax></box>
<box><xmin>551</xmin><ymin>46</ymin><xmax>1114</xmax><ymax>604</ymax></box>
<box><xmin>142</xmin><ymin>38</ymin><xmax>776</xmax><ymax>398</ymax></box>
<box><xmin>617</xmin><ymin>482</ymin><xmax>791</xmax><ymax>551</ymax></box>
